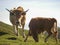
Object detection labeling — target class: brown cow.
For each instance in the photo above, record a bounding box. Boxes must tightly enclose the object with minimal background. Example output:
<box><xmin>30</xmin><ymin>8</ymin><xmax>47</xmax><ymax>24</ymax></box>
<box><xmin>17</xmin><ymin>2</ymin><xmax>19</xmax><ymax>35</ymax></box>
<box><xmin>6</xmin><ymin>6</ymin><xmax>29</xmax><ymax>38</ymax></box>
<box><xmin>24</xmin><ymin>17</ymin><xmax>58</xmax><ymax>42</ymax></box>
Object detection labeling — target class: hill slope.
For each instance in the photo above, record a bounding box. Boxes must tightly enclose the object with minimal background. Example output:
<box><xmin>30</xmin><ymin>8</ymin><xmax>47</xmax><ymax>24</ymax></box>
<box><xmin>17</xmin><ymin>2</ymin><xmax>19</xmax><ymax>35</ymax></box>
<box><xmin>0</xmin><ymin>21</ymin><xmax>28</xmax><ymax>35</ymax></box>
<box><xmin>0</xmin><ymin>22</ymin><xmax>14</xmax><ymax>35</ymax></box>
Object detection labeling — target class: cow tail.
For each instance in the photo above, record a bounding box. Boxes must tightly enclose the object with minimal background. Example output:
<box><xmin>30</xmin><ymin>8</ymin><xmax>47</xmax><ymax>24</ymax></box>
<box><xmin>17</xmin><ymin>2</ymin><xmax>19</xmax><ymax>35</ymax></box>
<box><xmin>54</xmin><ymin>21</ymin><xmax>57</xmax><ymax>33</ymax></box>
<box><xmin>54</xmin><ymin>21</ymin><xmax>59</xmax><ymax>42</ymax></box>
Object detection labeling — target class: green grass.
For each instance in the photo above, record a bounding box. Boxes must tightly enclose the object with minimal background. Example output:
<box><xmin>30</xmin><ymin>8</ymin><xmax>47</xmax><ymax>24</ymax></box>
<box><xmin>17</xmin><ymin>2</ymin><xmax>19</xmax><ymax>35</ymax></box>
<box><xmin>0</xmin><ymin>34</ymin><xmax>60</xmax><ymax>45</ymax></box>
<box><xmin>0</xmin><ymin>22</ymin><xmax>60</xmax><ymax>45</ymax></box>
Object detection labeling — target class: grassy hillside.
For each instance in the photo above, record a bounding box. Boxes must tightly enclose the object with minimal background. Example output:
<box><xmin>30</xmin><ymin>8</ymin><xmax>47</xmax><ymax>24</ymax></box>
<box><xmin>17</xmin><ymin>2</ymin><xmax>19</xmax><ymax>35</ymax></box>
<box><xmin>0</xmin><ymin>21</ymin><xmax>14</xmax><ymax>35</ymax></box>
<box><xmin>0</xmin><ymin>22</ymin><xmax>60</xmax><ymax>45</ymax></box>
<box><xmin>0</xmin><ymin>21</ymin><xmax>28</xmax><ymax>35</ymax></box>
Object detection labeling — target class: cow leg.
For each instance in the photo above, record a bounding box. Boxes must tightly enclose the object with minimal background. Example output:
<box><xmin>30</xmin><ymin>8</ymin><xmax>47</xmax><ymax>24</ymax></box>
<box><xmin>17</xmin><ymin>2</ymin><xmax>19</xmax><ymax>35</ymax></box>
<box><xmin>24</xmin><ymin>30</ymin><xmax>38</xmax><ymax>42</ymax></box>
<box><xmin>32</xmin><ymin>31</ymin><xmax>38</xmax><ymax>42</ymax></box>
<box><xmin>24</xmin><ymin>30</ymin><xmax>30</xmax><ymax>42</ymax></box>
<box><xmin>45</xmin><ymin>31</ymin><xmax>52</xmax><ymax>42</ymax></box>
<box><xmin>53</xmin><ymin>22</ymin><xmax>58</xmax><ymax>43</ymax></box>
<box><xmin>22</xmin><ymin>24</ymin><xmax>26</xmax><ymax>38</ymax></box>
<box><xmin>24</xmin><ymin>33</ymin><xmax>29</xmax><ymax>42</ymax></box>
<box><xmin>24</xmin><ymin>30</ymin><xmax>32</xmax><ymax>42</ymax></box>
<box><xmin>13</xmin><ymin>25</ymin><xmax>18</xmax><ymax>36</ymax></box>
<box><xmin>53</xmin><ymin>31</ymin><xmax>58</xmax><ymax>43</ymax></box>
<box><xmin>16</xmin><ymin>24</ymin><xmax>19</xmax><ymax>36</ymax></box>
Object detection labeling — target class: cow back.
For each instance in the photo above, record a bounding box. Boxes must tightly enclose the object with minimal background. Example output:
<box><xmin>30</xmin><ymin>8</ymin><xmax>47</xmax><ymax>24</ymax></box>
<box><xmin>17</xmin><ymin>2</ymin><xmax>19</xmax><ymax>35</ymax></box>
<box><xmin>29</xmin><ymin>17</ymin><xmax>57</xmax><ymax>33</ymax></box>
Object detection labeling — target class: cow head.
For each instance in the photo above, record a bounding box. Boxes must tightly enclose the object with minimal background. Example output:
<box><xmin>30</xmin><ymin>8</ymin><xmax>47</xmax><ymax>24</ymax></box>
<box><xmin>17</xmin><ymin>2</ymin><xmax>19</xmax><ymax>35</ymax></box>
<box><xmin>6</xmin><ymin>8</ymin><xmax>29</xmax><ymax>24</ymax></box>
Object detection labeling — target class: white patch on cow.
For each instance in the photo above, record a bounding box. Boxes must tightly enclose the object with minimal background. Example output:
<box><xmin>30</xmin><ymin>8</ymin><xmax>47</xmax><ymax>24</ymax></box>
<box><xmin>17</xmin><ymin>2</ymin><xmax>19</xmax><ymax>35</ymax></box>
<box><xmin>19</xmin><ymin>15</ymin><xmax>23</xmax><ymax>26</ymax></box>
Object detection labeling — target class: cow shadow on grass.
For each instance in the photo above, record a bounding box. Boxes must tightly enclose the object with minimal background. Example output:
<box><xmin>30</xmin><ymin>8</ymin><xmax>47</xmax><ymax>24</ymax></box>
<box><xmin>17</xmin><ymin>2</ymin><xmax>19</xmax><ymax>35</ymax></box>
<box><xmin>0</xmin><ymin>32</ymin><xmax>22</xmax><ymax>41</ymax></box>
<box><xmin>7</xmin><ymin>37</ymin><xmax>22</xmax><ymax>41</ymax></box>
<box><xmin>0</xmin><ymin>32</ymin><xmax>8</xmax><ymax>36</ymax></box>
<box><xmin>0</xmin><ymin>32</ymin><xmax>17</xmax><ymax>40</ymax></box>
<box><xmin>7</xmin><ymin>37</ymin><xmax>17</xmax><ymax>40</ymax></box>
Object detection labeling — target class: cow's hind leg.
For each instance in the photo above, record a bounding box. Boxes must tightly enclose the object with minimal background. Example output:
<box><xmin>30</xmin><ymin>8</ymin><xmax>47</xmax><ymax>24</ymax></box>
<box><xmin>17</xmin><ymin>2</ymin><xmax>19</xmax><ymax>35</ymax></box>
<box><xmin>44</xmin><ymin>31</ymin><xmax>52</xmax><ymax>42</ymax></box>
<box><xmin>53</xmin><ymin>31</ymin><xmax>58</xmax><ymax>43</ymax></box>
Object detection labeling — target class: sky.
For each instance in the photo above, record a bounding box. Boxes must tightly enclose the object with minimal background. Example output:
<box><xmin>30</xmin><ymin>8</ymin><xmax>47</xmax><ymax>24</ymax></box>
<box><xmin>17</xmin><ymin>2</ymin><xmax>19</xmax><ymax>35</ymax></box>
<box><xmin>0</xmin><ymin>0</ymin><xmax>60</xmax><ymax>29</ymax></box>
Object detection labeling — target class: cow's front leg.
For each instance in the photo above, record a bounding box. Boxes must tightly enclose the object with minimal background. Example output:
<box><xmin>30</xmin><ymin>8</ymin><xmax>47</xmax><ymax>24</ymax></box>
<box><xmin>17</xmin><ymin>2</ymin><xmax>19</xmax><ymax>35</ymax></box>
<box><xmin>13</xmin><ymin>25</ymin><xmax>18</xmax><ymax>36</ymax></box>
<box><xmin>24</xmin><ymin>30</ymin><xmax>30</xmax><ymax>42</ymax></box>
<box><xmin>22</xmin><ymin>24</ymin><xmax>26</xmax><ymax>38</ymax></box>
<box><xmin>24</xmin><ymin>30</ymin><xmax>31</xmax><ymax>42</ymax></box>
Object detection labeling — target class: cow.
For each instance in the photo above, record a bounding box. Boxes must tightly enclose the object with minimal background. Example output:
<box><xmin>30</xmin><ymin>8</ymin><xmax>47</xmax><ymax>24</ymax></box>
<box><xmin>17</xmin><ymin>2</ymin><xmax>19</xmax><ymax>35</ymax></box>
<box><xmin>24</xmin><ymin>17</ymin><xmax>58</xmax><ymax>42</ymax></box>
<box><xmin>6</xmin><ymin>6</ymin><xmax>29</xmax><ymax>38</ymax></box>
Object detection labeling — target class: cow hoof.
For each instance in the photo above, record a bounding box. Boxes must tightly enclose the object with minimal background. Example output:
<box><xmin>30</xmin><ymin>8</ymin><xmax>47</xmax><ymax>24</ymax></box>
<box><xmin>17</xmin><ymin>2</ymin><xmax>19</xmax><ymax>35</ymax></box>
<box><xmin>24</xmin><ymin>39</ymin><xmax>26</xmax><ymax>42</ymax></box>
<box><xmin>15</xmin><ymin>34</ymin><xmax>18</xmax><ymax>36</ymax></box>
<box><xmin>23</xmin><ymin>36</ymin><xmax>26</xmax><ymax>38</ymax></box>
<box><xmin>44</xmin><ymin>40</ymin><xmax>47</xmax><ymax>42</ymax></box>
<box><xmin>23</xmin><ymin>34</ymin><xmax>26</xmax><ymax>38</ymax></box>
<box><xmin>44</xmin><ymin>40</ymin><xmax>48</xmax><ymax>43</ymax></box>
<box><xmin>35</xmin><ymin>40</ymin><xmax>39</xmax><ymax>42</ymax></box>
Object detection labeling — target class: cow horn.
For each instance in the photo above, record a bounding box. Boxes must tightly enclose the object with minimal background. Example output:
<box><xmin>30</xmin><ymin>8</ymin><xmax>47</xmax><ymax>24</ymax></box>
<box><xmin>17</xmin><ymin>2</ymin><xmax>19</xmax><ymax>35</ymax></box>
<box><xmin>24</xmin><ymin>9</ymin><xmax>29</xmax><ymax>12</ymax></box>
<box><xmin>5</xmin><ymin>8</ymin><xmax>16</xmax><ymax>15</ymax></box>
<box><xmin>5</xmin><ymin>8</ymin><xmax>13</xmax><ymax>13</ymax></box>
<box><xmin>5</xmin><ymin>8</ymin><xmax>10</xmax><ymax>12</ymax></box>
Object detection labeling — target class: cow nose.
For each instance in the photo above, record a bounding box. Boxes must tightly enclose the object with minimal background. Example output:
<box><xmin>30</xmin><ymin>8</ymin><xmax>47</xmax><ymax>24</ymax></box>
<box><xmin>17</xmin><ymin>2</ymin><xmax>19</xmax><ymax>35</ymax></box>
<box><xmin>16</xmin><ymin>21</ymin><xmax>19</xmax><ymax>24</ymax></box>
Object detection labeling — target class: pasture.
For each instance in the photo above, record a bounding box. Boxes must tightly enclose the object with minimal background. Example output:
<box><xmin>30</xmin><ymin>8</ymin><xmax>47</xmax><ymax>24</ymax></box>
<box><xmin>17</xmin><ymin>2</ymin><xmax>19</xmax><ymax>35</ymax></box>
<box><xmin>0</xmin><ymin>22</ymin><xmax>60</xmax><ymax>45</ymax></box>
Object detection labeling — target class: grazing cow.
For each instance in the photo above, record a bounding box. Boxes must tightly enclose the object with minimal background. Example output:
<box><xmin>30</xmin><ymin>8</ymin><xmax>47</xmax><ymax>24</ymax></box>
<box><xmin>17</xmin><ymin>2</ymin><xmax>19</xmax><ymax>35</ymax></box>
<box><xmin>6</xmin><ymin>6</ymin><xmax>29</xmax><ymax>38</ymax></box>
<box><xmin>24</xmin><ymin>17</ymin><xmax>58</xmax><ymax>42</ymax></box>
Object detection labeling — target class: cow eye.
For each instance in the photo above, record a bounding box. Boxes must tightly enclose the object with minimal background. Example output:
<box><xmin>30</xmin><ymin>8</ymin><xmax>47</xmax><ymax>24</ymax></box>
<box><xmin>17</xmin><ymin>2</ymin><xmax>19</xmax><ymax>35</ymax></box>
<box><xmin>10</xmin><ymin>13</ymin><xmax>14</xmax><ymax>15</ymax></box>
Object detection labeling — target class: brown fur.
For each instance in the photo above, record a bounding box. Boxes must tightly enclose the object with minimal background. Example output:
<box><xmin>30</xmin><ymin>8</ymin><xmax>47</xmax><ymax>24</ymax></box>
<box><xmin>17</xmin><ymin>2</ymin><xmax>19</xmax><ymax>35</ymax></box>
<box><xmin>24</xmin><ymin>17</ymin><xmax>58</xmax><ymax>42</ymax></box>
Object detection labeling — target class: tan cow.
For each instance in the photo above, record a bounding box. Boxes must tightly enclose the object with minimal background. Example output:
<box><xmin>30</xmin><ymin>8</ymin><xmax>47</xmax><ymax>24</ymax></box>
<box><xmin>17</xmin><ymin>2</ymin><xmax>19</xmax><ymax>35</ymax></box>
<box><xmin>6</xmin><ymin>6</ymin><xmax>29</xmax><ymax>38</ymax></box>
<box><xmin>24</xmin><ymin>17</ymin><xmax>58</xmax><ymax>42</ymax></box>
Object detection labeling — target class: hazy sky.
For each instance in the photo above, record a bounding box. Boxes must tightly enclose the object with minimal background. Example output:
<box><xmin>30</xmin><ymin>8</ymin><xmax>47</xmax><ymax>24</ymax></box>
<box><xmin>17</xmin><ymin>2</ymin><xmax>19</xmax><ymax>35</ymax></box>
<box><xmin>0</xmin><ymin>0</ymin><xmax>60</xmax><ymax>29</ymax></box>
